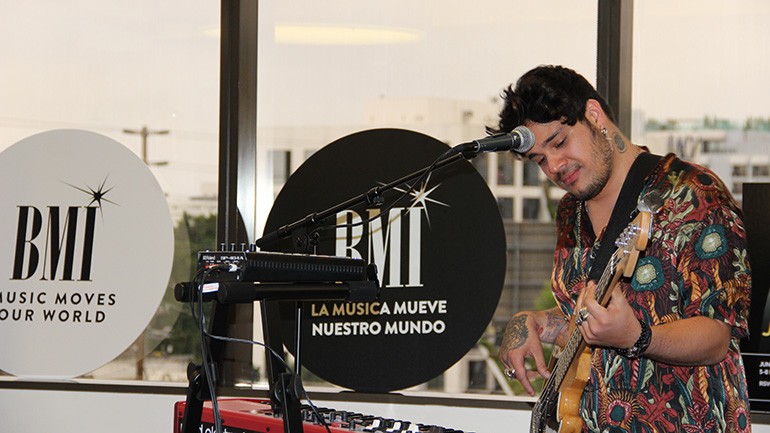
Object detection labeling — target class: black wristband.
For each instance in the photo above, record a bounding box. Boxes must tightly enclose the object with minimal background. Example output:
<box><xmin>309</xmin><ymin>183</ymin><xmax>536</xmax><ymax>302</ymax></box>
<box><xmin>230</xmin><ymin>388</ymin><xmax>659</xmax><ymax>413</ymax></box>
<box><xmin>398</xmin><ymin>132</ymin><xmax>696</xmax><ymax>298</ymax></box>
<box><xmin>616</xmin><ymin>319</ymin><xmax>652</xmax><ymax>359</ymax></box>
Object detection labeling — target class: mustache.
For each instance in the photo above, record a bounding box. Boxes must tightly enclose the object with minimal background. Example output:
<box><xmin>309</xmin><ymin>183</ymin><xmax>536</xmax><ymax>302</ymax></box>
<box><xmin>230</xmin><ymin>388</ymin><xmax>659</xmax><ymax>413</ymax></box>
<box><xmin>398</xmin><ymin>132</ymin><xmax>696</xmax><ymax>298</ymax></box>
<box><xmin>555</xmin><ymin>163</ymin><xmax>580</xmax><ymax>183</ymax></box>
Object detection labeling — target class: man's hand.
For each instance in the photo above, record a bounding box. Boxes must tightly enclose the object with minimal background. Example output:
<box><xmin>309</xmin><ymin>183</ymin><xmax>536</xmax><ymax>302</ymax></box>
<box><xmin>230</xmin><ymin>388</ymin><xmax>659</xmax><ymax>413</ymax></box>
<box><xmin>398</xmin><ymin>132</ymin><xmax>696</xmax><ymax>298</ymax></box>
<box><xmin>574</xmin><ymin>282</ymin><xmax>640</xmax><ymax>349</ymax></box>
<box><xmin>498</xmin><ymin>311</ymin><xmax>556</xmax><ymax>396</ymax></box>
<box><xmin>574</xmin><ymin>281</ymin><xmax>733</xmax><ymax>365</ymax></box>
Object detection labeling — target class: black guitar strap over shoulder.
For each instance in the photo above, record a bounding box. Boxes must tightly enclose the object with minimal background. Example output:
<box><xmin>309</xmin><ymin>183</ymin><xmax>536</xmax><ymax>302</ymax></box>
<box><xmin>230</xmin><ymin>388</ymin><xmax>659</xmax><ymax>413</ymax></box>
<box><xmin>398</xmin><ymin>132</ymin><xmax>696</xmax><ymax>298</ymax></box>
<box><xmin>587</xmin><ymin>152</ymin><xmax>661</xmax><ymax>282</ymax></box>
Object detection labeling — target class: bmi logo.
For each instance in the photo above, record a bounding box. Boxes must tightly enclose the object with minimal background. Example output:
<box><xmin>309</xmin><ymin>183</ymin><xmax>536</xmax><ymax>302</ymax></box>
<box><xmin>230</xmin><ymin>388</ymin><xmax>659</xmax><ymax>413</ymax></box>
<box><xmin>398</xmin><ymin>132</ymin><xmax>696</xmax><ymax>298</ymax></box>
<box><xmin>0</xmin><ymin>129</ymin><xmax>173</xmax><ymax>378</ymax></box>
<box><xmin>334</xmin><ymin>177</ymin><xmax>448</xmax><ymax>288</ymax></box>
<box><xmin>264</xmin><ymin>128</ymin><xmax>507</xmax><ymax>392</ymax></box>
<box><xmin>12</xmin><ymin>178</ymin><xmax>116</xmax><ymax>282</ymax></box>
<box><xmin>13</xmin><ymin>205</ymin><xmax>99</xmax><ymax>282</ymax></box>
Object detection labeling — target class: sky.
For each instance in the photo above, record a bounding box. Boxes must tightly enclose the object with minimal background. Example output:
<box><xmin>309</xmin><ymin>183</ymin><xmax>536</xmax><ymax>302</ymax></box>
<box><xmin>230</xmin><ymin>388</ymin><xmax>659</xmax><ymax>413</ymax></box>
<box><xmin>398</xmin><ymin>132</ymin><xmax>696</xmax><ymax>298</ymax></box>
<box><xmin>257</xmin><ymin>0</ymin><xmax>770</xmax><ymax>125</ymax></box>
<box><xmin>1</xmin><ymin>0</ymin><xmax>769</xmax><ymax>198</ymax></box>
<box><xmin>632</xmin><ymin>1</ymin><xmax>770</xmax><ymax>122</ymax></box>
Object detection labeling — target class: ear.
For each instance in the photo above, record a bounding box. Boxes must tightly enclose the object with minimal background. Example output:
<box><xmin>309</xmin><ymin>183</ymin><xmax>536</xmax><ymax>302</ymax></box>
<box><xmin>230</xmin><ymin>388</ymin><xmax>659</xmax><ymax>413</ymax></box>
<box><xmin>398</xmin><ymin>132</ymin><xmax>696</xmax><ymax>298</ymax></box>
<box><xmin>584</xmin><ymin>99</ymin><xmax>605</xmax><ymax>128</ymax></box>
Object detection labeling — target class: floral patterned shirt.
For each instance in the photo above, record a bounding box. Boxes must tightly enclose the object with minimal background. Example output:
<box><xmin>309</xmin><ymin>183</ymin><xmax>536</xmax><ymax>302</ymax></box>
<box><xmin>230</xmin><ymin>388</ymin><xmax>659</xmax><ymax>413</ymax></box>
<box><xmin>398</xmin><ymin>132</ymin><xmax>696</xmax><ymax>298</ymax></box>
<box><xmin>551</xmin><ymin>153</ymin><xmax>752</xmax><ymax>433</ymax></box>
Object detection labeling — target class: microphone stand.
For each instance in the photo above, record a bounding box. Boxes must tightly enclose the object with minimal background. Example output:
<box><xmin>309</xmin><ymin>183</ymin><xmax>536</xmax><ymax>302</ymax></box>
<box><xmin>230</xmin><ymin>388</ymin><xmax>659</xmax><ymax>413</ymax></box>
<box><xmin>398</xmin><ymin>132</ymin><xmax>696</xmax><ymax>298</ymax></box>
<box><xmin>214</xmin><ymin>148</ymin><xmax>470</xmax><ymax>432</ymax></box>
<box><xmin>256</xmin><ymin>150</ymin><xmax>471</xmax><ymax>252</ymax></box>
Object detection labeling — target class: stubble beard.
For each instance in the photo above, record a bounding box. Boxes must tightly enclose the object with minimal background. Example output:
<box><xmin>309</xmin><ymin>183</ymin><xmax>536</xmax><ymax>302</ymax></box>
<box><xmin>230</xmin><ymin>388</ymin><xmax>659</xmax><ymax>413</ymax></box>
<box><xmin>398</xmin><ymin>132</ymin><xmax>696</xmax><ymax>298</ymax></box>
<box><xmin>571</xmin><ymin>126</ymin><xmax>614</xmax><ymax>201</ymax></box>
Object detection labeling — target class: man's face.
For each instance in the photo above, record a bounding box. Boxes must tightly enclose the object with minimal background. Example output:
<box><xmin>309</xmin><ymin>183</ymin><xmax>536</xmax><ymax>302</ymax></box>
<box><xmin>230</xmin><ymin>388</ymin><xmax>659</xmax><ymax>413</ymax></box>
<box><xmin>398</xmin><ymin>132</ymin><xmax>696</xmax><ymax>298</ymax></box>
<box><xmin>523</xmin><ymin>119</ymin><xmax>613</xmax><ymax>201</ymax></box>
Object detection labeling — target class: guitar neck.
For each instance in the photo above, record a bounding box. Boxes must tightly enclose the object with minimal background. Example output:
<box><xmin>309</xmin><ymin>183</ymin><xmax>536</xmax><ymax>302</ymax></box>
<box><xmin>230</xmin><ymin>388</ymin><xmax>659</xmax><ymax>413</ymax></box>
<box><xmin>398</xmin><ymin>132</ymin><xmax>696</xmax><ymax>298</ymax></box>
<box><xmin>530</xmin><ymin>209</ymin><xmax>653</xmax><ymax>433</ymax></box>
<box><xmin>543</xmin><ymin>250</ymin><xmax>620</xmax><ymax>390</ymax></box>
<box><xmin>530</xmin><ymin>251</ymin><xmax>622</xmax><ymax>433</ymax></box>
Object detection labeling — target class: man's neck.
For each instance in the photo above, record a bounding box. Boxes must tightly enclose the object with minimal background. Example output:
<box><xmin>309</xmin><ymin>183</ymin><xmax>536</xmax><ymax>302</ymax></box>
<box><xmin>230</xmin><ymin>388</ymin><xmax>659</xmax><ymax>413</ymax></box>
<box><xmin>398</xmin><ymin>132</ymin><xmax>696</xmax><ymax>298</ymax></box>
<box><xmin>585</xmin><ymin>145</ymin><xmax>643</xmax><ymax>234</ymax></box>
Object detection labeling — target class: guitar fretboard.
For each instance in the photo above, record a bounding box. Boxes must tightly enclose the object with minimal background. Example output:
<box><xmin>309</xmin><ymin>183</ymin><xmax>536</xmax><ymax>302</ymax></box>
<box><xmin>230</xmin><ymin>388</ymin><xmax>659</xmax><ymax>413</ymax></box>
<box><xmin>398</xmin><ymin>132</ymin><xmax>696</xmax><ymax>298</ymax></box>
<box><xmin>530</xmin><ymin>222</ymin><xmax>643</xmax><ymax>433</ymax></box>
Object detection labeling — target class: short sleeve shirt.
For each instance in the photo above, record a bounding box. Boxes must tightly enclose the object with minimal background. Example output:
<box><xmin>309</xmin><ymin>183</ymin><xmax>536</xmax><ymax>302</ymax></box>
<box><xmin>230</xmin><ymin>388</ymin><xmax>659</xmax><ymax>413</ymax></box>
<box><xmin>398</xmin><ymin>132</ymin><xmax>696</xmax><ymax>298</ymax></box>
<box><xmin>551</xmin><ymin>153</ymin><xmax>752</xmax><ymax>433</ymax></box>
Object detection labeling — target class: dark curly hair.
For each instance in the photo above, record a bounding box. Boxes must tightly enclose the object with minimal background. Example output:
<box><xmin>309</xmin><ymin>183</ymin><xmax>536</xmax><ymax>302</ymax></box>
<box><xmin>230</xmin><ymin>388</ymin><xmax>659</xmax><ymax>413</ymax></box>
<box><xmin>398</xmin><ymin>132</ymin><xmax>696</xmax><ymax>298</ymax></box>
<box><xmin>487</xmin><ymin>65</ymin><xmax>616</xmax><ymax>136</ymax></box>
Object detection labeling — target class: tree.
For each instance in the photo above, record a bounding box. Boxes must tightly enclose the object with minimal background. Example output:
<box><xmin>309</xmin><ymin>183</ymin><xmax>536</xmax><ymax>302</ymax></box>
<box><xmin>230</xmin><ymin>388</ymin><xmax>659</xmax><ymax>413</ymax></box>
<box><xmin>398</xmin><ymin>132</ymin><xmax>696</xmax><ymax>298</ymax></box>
<box><xmin>148</xmin><ymin>212</ymin><xmax>217</xmax><ymax>360</ymax></box>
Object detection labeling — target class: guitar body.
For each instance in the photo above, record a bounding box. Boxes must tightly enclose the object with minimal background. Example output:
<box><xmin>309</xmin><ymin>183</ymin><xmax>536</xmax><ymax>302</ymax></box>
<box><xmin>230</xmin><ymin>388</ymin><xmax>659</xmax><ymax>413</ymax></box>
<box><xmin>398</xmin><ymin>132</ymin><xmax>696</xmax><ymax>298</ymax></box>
<box><xmin>556</xmin><ymin>348</ymin><xmax>591</xmax><ymax>433</ymax></box>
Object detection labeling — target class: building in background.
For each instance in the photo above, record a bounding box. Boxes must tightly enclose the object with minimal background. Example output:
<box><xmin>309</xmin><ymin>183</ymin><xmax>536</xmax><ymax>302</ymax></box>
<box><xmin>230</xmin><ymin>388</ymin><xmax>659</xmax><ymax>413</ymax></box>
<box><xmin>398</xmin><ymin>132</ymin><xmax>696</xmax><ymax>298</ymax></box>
<box><xmin>645</xmin><ymin>126</ymin><xmax>770</xmax><ymax>202</ymax></box>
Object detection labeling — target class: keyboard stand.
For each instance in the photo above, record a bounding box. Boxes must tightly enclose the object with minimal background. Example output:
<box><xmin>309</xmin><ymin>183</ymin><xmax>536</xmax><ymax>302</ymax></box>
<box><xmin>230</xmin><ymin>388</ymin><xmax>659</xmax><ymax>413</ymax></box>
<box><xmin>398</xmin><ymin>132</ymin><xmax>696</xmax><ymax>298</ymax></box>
<box><xmin>179</xmin><ymin>279</ymin><xmax>379</xmax><ymax>433</ymax></box>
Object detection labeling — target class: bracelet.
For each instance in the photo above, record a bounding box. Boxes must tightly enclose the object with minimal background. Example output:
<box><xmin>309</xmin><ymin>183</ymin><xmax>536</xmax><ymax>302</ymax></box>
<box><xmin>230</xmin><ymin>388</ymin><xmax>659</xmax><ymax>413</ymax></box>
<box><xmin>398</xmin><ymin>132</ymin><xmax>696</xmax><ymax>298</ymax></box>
<box><xmin>615</xmin><ymin>319</ymin><xmax>652</xmax><ymax>359</ymax></box>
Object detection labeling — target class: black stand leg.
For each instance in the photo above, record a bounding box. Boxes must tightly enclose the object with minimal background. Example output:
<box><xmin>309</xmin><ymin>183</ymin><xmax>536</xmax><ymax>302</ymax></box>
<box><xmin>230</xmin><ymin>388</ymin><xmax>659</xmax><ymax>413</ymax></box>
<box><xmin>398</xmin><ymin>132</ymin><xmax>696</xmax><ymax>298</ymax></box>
<box><xmin>276</xmin><ymin>372</ymin><xmax>304</xmax><ymax>433</ymax></box>
<box><xmin>261</xmin><ymin>300</ymin><xmax>287</xmax><ymax>410</ymax></box>
<box><xmin>262</xmin><ymin>300</ymin><xmax>305</xmax><ymax>433</ymax></box>
<box><xmin>179</xmin><ymin>301</ymin><xmax>228</xmax><ymax>433</ymax></box>
<box><xmin>180</xmin><ymin>363</ymin><xmax>206</xmax><ymax>433</ymax></box>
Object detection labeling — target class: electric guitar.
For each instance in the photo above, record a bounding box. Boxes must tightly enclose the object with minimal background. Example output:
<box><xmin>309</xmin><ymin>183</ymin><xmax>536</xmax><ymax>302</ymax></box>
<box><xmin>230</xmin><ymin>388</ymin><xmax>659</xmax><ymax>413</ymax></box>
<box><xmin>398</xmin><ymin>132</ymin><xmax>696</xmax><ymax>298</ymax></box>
<box><xmin>529</xmin><ymin>200</ymin><xmax>656</xmax><ymax>433</ymax></box>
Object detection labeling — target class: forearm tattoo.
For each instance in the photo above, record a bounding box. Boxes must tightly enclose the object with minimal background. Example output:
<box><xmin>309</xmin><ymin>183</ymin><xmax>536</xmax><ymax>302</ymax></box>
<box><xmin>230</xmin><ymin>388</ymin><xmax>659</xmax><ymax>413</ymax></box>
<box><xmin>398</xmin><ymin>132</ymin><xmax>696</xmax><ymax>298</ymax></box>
<box><xmin>504</xmin><ymin>315</ymin><xmax>529</xmax><ymax>349</ymax></box>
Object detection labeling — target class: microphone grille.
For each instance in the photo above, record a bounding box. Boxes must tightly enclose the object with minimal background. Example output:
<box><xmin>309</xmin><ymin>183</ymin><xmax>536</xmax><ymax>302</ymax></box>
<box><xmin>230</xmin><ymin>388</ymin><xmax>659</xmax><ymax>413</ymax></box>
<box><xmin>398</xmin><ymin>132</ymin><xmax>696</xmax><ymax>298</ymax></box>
<box><xmin>512</xmin><ymin>125</ymin><xmax>535</xmax><ymax>153</ymax></box>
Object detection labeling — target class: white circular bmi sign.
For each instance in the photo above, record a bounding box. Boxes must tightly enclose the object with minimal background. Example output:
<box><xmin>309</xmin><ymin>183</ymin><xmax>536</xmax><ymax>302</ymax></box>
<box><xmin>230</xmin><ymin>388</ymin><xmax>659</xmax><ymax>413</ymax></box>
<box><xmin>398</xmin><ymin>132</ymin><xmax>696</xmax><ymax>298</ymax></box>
<box><xmin>0</xmin><ymin>129</ymin><xmax>174</xmax><ymax>378</ymax></box>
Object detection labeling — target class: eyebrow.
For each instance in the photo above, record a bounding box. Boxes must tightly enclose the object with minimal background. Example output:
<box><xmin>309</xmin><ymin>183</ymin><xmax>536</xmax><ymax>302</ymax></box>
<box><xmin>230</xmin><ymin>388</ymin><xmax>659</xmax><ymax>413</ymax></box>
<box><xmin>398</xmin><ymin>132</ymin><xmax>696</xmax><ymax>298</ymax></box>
<box><xmin>527</xmin><ymin>128</ymin><xmax>562</xmax><ymax>161</ymax></box>
<box><xmin>543</xmin><ymin>129</ymin><xmax>560</xmax><ymax>146</ymax></box>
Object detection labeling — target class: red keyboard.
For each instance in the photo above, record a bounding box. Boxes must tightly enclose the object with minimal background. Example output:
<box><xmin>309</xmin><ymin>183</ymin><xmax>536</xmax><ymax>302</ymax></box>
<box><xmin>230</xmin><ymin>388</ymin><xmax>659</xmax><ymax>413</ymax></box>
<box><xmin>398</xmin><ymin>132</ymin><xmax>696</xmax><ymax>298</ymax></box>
<box><xmin>173</xmin><ymin>398</ymin><xmax>469</xmax><ymax>433</ymax></box>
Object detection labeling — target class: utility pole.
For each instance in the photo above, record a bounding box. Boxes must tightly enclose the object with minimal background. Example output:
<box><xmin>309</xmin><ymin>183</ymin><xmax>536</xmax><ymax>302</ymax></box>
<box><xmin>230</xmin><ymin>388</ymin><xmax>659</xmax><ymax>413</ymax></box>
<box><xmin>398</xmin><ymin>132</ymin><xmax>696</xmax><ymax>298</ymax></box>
<box><xmin>122</xmin><ymin>125</ymin><xmax>170</xmax><ymax>165</ymax></box>
<box><xmin>121</xmin><ymin>125</ymin><xmax>170</xmax><ymax>380</ymax></box>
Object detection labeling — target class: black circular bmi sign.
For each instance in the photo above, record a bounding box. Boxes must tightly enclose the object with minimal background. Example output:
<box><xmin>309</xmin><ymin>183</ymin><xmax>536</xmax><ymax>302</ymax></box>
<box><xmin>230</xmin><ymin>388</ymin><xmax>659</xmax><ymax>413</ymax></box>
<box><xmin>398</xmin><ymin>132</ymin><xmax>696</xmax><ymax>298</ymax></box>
<box><xmin>263</xmin><ymin>129</ymin><xmax>506</xmax><ymax>392</ymax></box>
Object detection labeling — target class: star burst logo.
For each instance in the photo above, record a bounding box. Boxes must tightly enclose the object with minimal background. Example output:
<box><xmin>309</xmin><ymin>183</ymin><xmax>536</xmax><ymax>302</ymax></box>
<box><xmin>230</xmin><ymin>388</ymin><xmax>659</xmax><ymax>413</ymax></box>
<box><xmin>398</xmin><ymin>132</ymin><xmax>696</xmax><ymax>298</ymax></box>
<box><xmin>65</xmin><ymin>175</ymin><xmax>119</xmax><ymax>216</ymax></box>
<box><xmin>391</xmin><ymin>173</ymin><xmax>449</xmax><ymax>228</ymax></box>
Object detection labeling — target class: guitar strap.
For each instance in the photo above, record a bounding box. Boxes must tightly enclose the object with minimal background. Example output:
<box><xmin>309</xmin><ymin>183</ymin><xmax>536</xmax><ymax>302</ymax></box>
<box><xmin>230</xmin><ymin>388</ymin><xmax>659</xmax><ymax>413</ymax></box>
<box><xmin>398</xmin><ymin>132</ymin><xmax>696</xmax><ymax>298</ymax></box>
<box><xmin>587</xmin><ymin>152</ymin><xmax>662</xmax><ymax>282</ymax></box>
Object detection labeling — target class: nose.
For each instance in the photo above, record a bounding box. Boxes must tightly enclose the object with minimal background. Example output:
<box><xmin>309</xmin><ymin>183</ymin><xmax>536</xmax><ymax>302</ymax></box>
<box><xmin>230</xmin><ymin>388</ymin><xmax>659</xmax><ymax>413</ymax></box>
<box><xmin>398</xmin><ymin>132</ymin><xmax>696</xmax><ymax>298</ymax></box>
<box><xmin>545</xmin><ymin>151</ymin><xmax>567</xmax><ymax>176</ymax></box>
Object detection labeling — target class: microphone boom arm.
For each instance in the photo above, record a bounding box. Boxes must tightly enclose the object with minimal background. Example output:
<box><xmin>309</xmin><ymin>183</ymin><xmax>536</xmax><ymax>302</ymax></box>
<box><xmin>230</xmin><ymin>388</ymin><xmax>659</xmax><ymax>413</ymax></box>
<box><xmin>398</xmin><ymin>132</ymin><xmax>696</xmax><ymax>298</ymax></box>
<box><xmin>255</xmin><ymin>151</ymin><xmax>468</xmax><ymax>251</ymax></box>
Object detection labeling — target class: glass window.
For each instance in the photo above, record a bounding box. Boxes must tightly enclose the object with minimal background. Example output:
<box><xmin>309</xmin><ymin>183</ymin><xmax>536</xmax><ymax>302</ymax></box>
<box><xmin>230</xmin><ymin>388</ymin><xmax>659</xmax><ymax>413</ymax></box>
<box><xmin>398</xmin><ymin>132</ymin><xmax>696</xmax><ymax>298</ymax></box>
<box><xmin>467</xmin><ymin>360</ymin><xmax>488</xmax><ymax>391</ymax></box>
<box><xmin>523</xmin><ymin>159</ymin><xmax>541</xmax><ymax>186</ymax></box>
<box><xmin>523</xmin><ymin>198</ymin><xmax>541</xmax><ymax>221</ymax></box>
<box><xmin>0</xmin><ymin>0</ymin><xmax>598</xmax><ymax>402</ymax></box>
<box><xmin>497</xmin><ymin>197</ymin><xmax>514</xmax><ymax>221</ymax></box>
<box><xmin>471</xmin><ymin>153</ymin><xmax>489</xmax><ymax>182</ymax></box>
<box><xmin>753</xmin><ymin>164</ymin><xmax>770</xmax><ymax>177</ymax></box>
<box><xmin>497</xmin><ymin>155</ymin><xmax>514</xmax><ymax>185</ymax></box>
<box><xmin>269</xmin><ymin>150</ymin><xmax>292</xmax><ymax>184</ymax></box>
<box><xmin>632</xmin><ymin>0</ymin><xmax>770</xmax><ymax>211</ymax></box>
<box><xmin>0</xmin><ymin>0</ymin><xmax>220</xmax><ymax>382</ymax></box>
<box><xmin>257</xmin><ymin>0</ymin><xmax>598</xmax><ymax>397</ymax></box>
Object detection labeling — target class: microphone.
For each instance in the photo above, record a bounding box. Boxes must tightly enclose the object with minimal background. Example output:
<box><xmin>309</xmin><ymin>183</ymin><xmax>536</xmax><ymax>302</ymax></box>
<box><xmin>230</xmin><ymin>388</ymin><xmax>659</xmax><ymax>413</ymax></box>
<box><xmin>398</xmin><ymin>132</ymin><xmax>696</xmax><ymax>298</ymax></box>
<box><xmin>454</xmin><ymin>125</ymin><xmax>536</xmax><ymax>156</ymax></box>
